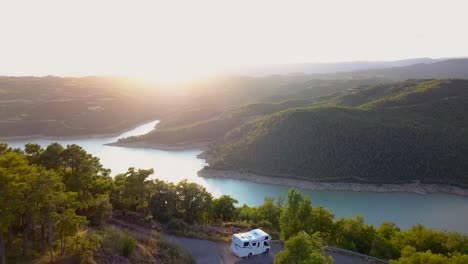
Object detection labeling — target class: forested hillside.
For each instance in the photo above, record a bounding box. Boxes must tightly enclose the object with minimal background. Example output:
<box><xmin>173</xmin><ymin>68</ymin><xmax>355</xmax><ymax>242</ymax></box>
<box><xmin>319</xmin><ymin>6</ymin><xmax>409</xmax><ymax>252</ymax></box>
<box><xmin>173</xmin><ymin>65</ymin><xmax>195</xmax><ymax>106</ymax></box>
<box><xmin>5</xmin><ymin>59</ymin><xmax>468</xmax><ymax>140</ymax></box>
<box><xmin>207</xmin><ymin>79</ymin><xmax>468</xmax><ymax>187</ymax></box>
<box><xmin>0</xmin><ymin>76</ymin><xmax>164</xmax><ymax>137</ymax></box>
<box><xmin>116</xmin><ymin>99</ymin><xmax>317</xmax><ymax>146</ymax></box>
<box><xmin>0</xmin><ymin>75</ymin><xmax>383</xmax><ymax>139</ymax></box>
<box><xmin>117</xmin><ymin>59</ymin><xmax>468</xmax><ymax>148</ymax></box>
<box><xmin>116</xmin><ymin>78</ymin><xmax>397</xmax><ymax>146</ymax></box>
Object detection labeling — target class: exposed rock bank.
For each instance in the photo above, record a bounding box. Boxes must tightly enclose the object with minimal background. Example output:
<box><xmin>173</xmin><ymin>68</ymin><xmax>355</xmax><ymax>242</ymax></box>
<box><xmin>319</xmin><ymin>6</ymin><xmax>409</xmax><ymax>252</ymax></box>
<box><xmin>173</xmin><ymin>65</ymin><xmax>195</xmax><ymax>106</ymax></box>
<box><xmin>198</xmin><ymin>168</ymin><xmax>468</xmax><ymax>196</ymax></box>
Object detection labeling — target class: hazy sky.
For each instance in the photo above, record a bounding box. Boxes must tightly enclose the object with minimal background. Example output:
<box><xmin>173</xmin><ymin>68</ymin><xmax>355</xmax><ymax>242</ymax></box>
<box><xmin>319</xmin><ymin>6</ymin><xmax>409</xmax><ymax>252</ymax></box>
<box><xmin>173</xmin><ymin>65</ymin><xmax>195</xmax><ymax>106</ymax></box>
<box><xmin>1</xmin><ymin>0</ymin><xmax>467</xmax><ymax>80</ymax></box>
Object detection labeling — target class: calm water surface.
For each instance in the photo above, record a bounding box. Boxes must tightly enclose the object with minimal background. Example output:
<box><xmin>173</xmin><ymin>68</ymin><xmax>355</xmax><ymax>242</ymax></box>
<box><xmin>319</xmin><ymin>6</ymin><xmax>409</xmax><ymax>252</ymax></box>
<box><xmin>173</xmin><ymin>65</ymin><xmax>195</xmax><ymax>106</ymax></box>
<box><xmin>6</xmin><ymin>120</ymin><xmax>468</xmax><ymax>233</ymax></box>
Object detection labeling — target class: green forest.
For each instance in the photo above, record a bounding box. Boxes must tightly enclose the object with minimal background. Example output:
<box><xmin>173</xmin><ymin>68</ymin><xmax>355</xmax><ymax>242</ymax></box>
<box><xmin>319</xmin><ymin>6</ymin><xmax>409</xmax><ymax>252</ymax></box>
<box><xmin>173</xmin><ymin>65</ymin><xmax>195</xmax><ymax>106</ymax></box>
<box><xmin>1</xmin><ymin>142</ymin><xmax>468</xmax><ymax>263</ymax></box>
<box><xmin>0</xmin><ymin>142</ymin><xmax>195</xmax><ymax>263</ymax></box>
<box><xmin>207</xmin><ymin>79</ymin><xmax>468</xmax><ymax>186</ymax></box>
<box><xmin>116</xmin><ymin>60</ymin><xmax>468</xmax><ymax>148</ymax></box>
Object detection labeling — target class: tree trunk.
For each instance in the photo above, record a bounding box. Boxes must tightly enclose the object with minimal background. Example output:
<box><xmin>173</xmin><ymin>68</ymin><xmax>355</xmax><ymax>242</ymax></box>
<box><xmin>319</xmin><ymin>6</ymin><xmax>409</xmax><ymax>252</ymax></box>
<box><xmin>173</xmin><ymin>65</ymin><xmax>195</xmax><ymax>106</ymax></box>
<box><xmin>47</xmin><ymin>216</ymin><xmax>54</xmax><ymax>263</ymax></box>
<box><xmin>31</xmin><ymin>217</ymin><xmax>35</xmax><ymax>242</ymax></box>
<box><xmin>0</xmin><ymin>232</ymin><xmax>6</xmax><ymax>264</ymax></box>
<box><xmin>41</xmin><ymin>223</ymin><xmax>45</xmax><ymax>251</ymax></box>
<box><xmin>60</xmin><ymin>236</ymin><xmax>65</xmax><ymax>256</ymax></box>
<box><xmin>23</xmin><ymin>212</ymin><xmax>34</xmax><ymax>257</ymax></box>
<box><xmin>49</xmin><ymin>246</ymin><xmax>54</xmax><ymax>263</ymax></box>
<box><xmin>22</xmin><ymin>225</ymin><xmax>28</xmax><ymax>257</ymax></box>
<box><xmin>7</xmin><ymin>226</ymin><xmax>13</xmax><ymax>249</ymax></box>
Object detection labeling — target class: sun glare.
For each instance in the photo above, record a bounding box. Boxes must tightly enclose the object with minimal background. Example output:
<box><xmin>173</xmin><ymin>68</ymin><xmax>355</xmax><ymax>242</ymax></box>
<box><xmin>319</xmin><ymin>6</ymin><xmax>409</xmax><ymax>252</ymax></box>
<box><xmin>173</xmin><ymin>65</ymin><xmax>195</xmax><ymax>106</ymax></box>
<box><xmin>1</xmin><ymin>0</ymin><xmax>468</xmax><ymax>79</ymax></box>
<box><xmin>134</xmin><ymin>64</ymin><xmax>217</xmax><ymax>84</ymax></box>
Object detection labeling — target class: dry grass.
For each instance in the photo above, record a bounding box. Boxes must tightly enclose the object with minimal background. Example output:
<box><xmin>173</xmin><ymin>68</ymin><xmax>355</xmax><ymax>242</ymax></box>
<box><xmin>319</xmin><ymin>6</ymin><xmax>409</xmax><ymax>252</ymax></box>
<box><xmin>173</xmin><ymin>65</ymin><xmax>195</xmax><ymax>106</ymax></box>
<box><xmin>94</xmin><ymin>225</ymin><xmax>194</xmax><ymax>264</ymax></box>
<box><xmin>165</xmin><ymin>219</ymin><xmax>252</xmax><ymax>242</ymax></box>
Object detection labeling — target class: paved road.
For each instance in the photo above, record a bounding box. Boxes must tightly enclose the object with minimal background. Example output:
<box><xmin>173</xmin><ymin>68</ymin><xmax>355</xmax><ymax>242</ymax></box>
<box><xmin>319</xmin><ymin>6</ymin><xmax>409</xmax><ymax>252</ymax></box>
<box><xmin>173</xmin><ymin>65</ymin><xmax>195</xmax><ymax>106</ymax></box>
<box><xmin>110</xmin><ymin>218</ymin><xmax>381</xmax><ymax>264</ymax></box>
<box><xmin>163</xmin><ymin>235</ymin><xmax>373</xmax><ymax>264</ymax></box>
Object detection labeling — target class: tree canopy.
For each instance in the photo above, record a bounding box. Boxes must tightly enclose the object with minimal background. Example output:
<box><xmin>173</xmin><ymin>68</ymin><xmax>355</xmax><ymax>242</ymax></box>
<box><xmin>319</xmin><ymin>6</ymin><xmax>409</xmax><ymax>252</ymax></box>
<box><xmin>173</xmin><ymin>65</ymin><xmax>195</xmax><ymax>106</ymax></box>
<box><xmin>209</xmin><ymin>80</ymin><xmax>468</xmax><ymax>187</ymax></box>
<box><xmin>275</xmin><ymin>231</ymin><xmax>334</xmax><ymax>264</ymax></box>
<box><xmin>1</xmin><ymin>143</ymin><xmax>468</xmax><ymax>264</ymax></box>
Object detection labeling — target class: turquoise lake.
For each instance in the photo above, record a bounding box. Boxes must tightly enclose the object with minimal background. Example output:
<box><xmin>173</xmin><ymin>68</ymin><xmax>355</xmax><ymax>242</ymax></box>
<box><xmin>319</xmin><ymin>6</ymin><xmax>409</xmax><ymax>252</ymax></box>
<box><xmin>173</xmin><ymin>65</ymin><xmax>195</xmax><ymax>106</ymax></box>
<box><xmin>5</xmin><ymin>120</ymin><xmax>468</xmax><ymax>233</ymax></box>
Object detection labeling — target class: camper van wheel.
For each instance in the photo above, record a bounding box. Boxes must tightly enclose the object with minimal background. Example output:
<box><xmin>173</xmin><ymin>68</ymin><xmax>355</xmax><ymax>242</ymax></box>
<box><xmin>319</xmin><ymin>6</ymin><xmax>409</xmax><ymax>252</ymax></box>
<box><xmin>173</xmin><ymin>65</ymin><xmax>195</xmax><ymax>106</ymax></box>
<box><xmin>265</xmin><ymin>248</ymin><xmax>270</xmax><ymax>254</ymax></box>
<box><xmin>248</xmin><ymin>253</ymin><xmax>252</xmax><ymax>258</ymax></box>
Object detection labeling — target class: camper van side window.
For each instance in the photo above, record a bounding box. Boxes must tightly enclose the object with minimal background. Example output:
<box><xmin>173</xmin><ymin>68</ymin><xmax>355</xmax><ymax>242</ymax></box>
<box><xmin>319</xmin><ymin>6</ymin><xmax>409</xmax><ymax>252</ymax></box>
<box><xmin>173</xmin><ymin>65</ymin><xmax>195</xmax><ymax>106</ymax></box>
<box><xmin>252</xmin><ymin>242</ymin><xmax>256</xmax><ymax>246</ymax></box>
<box><xmin>243</xmin><ymin>242</ymin><xmax>249</xmax><ymax>247</ymax></box>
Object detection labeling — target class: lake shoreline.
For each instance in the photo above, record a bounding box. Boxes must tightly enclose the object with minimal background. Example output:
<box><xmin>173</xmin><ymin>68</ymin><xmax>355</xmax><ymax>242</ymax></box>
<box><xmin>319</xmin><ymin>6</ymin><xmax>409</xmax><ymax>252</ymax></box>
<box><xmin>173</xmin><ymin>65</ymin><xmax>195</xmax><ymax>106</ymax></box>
<box><xmin>0</xmin><ymin>119</ymin><xmax>159</xmax><ymax>142</ymax></box>
<box><xmin>198</xmin><ymin>168</ymin><xmax>468</xmax><ymax>196</ymax></box>
<box><xmin>103</xmin><ymin>139</ymin><xmax>468</xmax><ymax>197</ymax></box>
<box><xmin>106</xmin><ymin>140</ymin><xmax>211</xmax><ymax>151</ymax></box>
<box><xmin>5</xmin><ymin>119</ymin><xmax>468</xmax><ymax>233</ymax></box>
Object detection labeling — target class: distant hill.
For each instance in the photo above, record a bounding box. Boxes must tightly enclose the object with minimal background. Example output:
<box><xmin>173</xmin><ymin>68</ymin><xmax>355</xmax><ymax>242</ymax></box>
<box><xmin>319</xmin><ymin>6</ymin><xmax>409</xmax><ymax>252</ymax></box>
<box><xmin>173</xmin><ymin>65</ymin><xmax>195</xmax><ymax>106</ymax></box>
<box><xmin>11</xmin><ymin>57</ymin><xmax>468</xmax><ymax>139</ymax></box>
<box><xmin>229</xmin><ymin>58</ymin><xmax>445</xmax><ymax>76</ymax></box>
<box><xmin>0</xmin><ymin>76</ymin><xmax>164</xmax><ymax>137</ymax></box>
<box><xmin>116</xmin><ymin>99</ymin><xmax>318</xmax><ymax>146</ymax></box>
<box><xmin>232</xmin><ymin>58</ymin><xmax>468</xmax><ymax>80</ymax></box>
<box><xmin>206</xmin><ymin>79</ymin><xmax>468</xmax><ymax>187</ymax></box>
<box><xmin>118</xmin><ymin>59</ymin><xmax>468</xmax><ymax>145</ymax></box>
<box><xmin>342</xmin><ymin>59</ymin><xmax>468</xmax><ymax>80</ymax></box>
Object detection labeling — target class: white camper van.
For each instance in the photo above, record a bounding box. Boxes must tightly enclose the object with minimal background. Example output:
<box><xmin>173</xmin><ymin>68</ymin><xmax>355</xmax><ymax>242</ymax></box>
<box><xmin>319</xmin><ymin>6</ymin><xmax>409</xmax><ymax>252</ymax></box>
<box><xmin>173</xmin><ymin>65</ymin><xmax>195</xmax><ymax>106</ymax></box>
<box><xmin>230</xmin><ymin>229</ymin><xmax>271</xmax><ymax>258</ymax></box>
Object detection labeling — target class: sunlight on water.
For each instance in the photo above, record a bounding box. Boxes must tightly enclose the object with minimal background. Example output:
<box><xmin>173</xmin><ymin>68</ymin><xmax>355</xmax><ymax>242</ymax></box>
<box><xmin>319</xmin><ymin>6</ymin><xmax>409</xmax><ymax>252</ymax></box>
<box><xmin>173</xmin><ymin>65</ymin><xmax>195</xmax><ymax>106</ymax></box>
<box><xmin>5</xmin><ymin>120</ymin><xmax>468</xmax><ymax>233</ymax></box>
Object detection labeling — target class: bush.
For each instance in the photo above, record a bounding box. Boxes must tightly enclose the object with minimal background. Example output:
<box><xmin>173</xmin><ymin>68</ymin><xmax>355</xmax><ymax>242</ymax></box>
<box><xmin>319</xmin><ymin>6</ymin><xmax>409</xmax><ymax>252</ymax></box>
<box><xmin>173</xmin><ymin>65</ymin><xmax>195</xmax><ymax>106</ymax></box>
<box><xmin>158</xmin><ymin>239</ymin><xmax>196</xmax><ymax>264</ymax></box>
<box><xmin>390</xmin><ymin>246</ymin><xmax>468</xmax><ymax>264</ymax></box>
<box><xmin>256</xmin><ymin>219</ymin><xmax>273</xmax><ymax>230</ymax></box>
<box><xmin>101</xmin><ymin>227</ymin><xmax>137</xmax><ymax>258</ymax></box>
<box><xmin>121</xmin><ymin>235</ymin><xmax>136</xmax><ymax>257</ymax></box>
<box><xmin>275</xmin><ymin>231</ymin><xmax>333</xmax><ymax>264</ymax></box>
<box><xmin>67</xmin><ymin>230</ymin><xmax>103</xmax><ymax>263</ymax></box>
<box><xmin>166</xmin><ymin>219</ymin><xmax>188</xmax><ymax>235</ymax></box>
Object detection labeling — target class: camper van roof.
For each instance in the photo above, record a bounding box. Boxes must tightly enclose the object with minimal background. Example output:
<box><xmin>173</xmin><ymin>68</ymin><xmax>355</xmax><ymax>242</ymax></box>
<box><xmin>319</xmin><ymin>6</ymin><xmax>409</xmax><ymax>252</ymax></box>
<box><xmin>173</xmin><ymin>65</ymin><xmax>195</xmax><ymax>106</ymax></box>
<box><xmin>233</xmin><ymin>229</ymin><xmax>269</xmax><ymax>242</ymax></box>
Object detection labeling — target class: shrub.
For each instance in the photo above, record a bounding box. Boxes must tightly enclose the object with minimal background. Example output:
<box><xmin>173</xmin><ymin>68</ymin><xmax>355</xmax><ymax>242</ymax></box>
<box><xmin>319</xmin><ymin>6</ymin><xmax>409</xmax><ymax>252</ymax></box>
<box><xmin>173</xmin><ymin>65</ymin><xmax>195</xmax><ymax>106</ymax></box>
<box><xmin>121</xmin><ymin>235</ymin><xmax>136</xmax><ymax>257</ymax></box>
<box><xmin>166</xmin><ymin>219</ymin><xmax>188</xmax><ymax>235</ymax></box>
<box><xmin>67</xmin><ymin>230</ymin><xmax>103</xmax><ymax>263</ymax></box>
<box><xmin>158</xmin><ymin>239</ymin><xmax>196</xmax><ymax>264</ymax></box>
<box><xmin>101</xmin><ymin>227</ymin><xmax>137</xmax><ymax>258</ymax></box>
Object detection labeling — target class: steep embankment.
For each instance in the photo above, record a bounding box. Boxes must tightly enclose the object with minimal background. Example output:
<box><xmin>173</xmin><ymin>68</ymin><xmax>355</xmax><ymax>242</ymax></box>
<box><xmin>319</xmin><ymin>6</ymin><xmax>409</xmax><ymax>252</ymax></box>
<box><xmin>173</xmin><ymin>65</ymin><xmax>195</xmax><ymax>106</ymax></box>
<box><xmin>203</xmin><ymin>79</ymin><xmax>468</xmax><ymax>189</ymax></box>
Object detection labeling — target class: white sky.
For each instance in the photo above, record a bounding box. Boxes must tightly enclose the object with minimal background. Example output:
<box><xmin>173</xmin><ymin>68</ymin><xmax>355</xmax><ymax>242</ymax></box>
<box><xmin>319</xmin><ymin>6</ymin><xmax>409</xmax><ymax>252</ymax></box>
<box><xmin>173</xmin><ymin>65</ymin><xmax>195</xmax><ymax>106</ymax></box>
<box><xmin>1</xmin><ymin>0</ymin><xmax>467</xmax><ymax>80</ymax></box>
